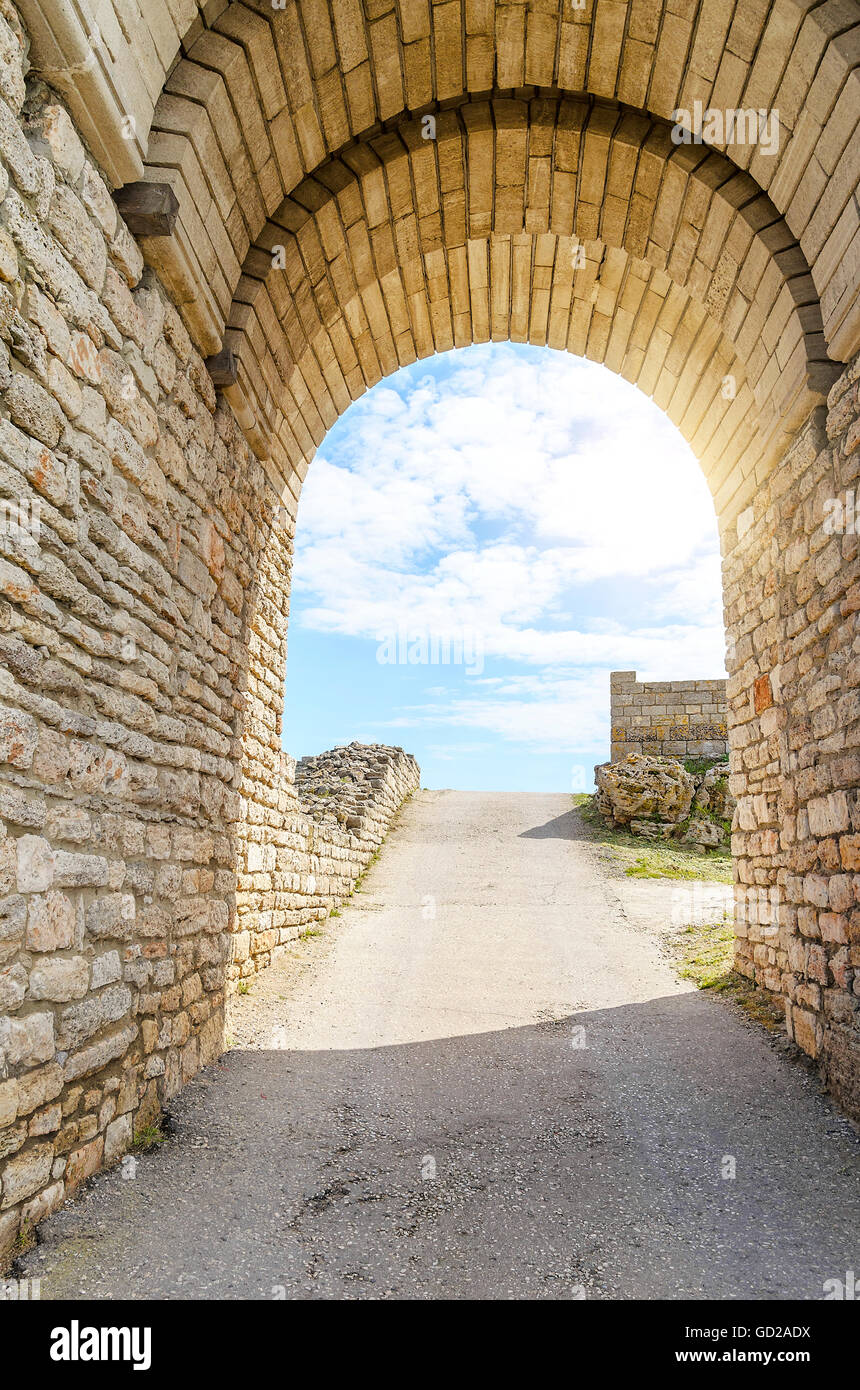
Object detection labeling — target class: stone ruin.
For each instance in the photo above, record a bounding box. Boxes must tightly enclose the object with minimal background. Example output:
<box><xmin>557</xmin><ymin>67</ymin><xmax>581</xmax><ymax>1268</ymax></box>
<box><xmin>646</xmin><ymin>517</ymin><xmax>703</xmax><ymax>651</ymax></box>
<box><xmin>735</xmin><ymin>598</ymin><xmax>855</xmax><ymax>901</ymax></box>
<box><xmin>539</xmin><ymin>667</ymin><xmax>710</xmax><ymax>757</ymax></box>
<box><xmin>295</xmin><ymin>743</ymin><xmax>420</xmax><ymax>834</ymax></box>
<box><xmin>610</xmin><ymin>671</ymin><xmax>728</xmax><ymax>763</ymax></box>
<box><xmin>595</xmin><ymin>752</ymin><xmax>736</xmax><ymax>850</ymax></box>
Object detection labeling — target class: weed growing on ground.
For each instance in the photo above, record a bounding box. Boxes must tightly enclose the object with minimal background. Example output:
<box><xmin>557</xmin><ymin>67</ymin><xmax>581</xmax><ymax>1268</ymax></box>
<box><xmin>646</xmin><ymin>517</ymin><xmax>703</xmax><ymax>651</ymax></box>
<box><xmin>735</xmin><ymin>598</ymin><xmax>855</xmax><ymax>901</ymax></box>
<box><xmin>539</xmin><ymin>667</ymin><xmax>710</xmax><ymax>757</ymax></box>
<box><xmin>668</xmin><ymin>920</ymin><xmax>785</xmax><ymax>1033</ymax></box>
<box><xmin>133</xmin><ymin>1122</ymin><xmax>166</xmax><ymax>1152</ymax></box>
<box><xmin>574</xmin><ymin>795</ymin><xmax>732</xmax><ymax>883</ymax></box>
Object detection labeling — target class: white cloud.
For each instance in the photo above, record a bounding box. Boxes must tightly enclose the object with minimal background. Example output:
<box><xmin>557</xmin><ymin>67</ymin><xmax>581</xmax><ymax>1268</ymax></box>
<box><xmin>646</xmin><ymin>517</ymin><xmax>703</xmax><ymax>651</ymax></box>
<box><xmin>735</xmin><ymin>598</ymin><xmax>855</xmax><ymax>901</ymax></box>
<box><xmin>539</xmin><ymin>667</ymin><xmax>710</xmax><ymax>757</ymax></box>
<box><xmin>374</xmin><ymin>630</ymin><xmax>726</xmax><ymax>754</ymax></box>
<box><xmin>296</xmin><ymin>347</ymin><xmax>718</xmax><ymax>567</ymax></box>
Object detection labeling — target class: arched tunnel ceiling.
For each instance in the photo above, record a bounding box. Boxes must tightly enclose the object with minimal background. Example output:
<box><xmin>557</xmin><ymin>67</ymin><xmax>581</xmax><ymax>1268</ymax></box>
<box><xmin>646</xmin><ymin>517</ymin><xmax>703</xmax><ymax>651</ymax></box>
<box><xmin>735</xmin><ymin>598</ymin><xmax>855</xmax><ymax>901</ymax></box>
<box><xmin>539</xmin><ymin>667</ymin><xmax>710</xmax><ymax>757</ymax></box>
<box><xmin>225</xmin><ymin>97</ymin><xmax>835</xmax><ymax>529</ymax></box>
<box><xmin>17</xmin><ymin>0</ymin><xmax>859</xmax><ymax>527</ymax></box>
<box><xmin>19</xmin><ymin>0</ymin><xmax>860</xmax><ymax>360</ymax></box>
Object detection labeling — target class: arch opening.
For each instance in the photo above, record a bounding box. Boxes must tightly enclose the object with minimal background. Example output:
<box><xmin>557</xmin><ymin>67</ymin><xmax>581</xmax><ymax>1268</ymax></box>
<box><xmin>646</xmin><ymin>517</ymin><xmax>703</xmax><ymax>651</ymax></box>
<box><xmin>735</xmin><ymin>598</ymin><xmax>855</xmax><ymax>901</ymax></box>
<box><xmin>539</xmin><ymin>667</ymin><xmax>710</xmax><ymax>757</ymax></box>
<box><xmin>284</xmin><ymin>341</ymin><xmax>728</xmax><ymax>794</ymax></box>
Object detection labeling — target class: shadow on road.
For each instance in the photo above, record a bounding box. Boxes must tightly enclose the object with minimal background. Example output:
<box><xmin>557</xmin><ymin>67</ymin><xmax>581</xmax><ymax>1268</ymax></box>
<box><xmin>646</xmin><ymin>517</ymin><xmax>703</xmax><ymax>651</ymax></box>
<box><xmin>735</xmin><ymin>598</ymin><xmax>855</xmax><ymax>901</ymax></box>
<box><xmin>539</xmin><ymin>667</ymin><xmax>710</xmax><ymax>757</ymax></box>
<box><xmin>19</xmin><ymin>989</ymin><xmax>860</xmax><ymax>1302</ymax></box>
<box><xmin>519</xmin><ymin>809</ymin><xmax>593</xmax><ymax>841</ymax></box>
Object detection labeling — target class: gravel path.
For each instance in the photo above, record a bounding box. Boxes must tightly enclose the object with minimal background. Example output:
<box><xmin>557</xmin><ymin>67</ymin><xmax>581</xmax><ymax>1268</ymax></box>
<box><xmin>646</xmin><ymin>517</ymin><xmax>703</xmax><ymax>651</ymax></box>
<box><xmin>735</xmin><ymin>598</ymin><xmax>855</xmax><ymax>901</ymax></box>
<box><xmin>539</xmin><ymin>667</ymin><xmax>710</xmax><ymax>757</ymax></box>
<box><xmin>19</xmin><ymin>790</ymin><xmax>860</xmax><ymax>1299</ymax></box>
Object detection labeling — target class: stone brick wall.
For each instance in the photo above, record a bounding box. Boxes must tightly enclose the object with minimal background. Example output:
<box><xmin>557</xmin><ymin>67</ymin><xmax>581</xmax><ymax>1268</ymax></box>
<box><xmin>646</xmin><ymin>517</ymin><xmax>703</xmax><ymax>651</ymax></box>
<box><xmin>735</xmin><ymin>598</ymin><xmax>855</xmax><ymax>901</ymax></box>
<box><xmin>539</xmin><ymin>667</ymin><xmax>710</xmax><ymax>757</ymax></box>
<box><xmin>0</xmin><ymin>3</ymin><xmax>246</xmax><ymax>1246</ymax></box>
<box><xmin>231</xmin><ymin>744</ymin><xmax>419</xmax><ymax>987</ymax></box>
<box><xmin>610</xmin><ymin>670</ymin><xmax>728</xmax><ymax>762</ymax></box>
<box><xmin>725</xmin><ymin>357</ymin><xmax>860</xmax><ymax>1120</ymax></box>
<box><xmin>17</xmin><ymin>0</ymin><xmax>852</xmax><ymax>503</ymax></box>
<box><xmin>0</xmin><ymin>7</ymin><xmax>420</xmax><ymax>1260</ymax></box>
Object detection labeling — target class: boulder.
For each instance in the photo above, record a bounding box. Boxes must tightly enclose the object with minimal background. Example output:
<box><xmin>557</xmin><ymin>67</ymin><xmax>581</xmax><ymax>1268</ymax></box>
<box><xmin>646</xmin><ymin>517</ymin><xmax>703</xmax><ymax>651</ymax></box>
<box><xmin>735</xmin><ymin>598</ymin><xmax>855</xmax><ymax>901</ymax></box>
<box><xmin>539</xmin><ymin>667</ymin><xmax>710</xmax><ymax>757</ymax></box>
<box><xmin>682</xmin><ymin>817</ymin><xmax>725</xmax><ymax>849</ymax></box>
<box><xmin>629</xmin><ymin>819</ymin><xmax>676</xmax><ymax>841</ymax></box>
<box><xmin>593</xmin><ymin>753</ymin><xmax>736</xmax><ymax>849</ymax></box>
<box><xmin>594</xmin><ymin>753</ymin><xmax>696</xmax><ymax>827</ymax></box>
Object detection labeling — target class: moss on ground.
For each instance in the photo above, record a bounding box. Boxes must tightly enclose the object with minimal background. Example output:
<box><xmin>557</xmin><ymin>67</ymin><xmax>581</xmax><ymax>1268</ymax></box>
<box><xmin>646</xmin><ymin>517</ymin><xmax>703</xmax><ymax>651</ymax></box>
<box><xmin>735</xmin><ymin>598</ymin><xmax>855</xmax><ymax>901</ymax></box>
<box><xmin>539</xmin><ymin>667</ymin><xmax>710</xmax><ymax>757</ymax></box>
<box><xmin>574</xmin><ymin>794</ymin><xmax>733</xmax><ymax>883</ymax></box>
<box><xmin>668</xmin><ymin>920</ymin><xmax>785</xmax><ymax>1034</ymax></box>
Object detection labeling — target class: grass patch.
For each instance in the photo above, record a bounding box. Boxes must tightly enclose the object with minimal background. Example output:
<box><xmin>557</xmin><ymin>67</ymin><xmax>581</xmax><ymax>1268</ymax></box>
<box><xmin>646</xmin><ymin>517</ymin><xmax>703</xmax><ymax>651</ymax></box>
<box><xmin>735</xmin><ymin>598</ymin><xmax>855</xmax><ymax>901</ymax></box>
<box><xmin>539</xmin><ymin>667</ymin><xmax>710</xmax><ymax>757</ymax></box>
<box><xmin>683</xmin><ymin>756</ymin><xmax>727</xmax><ymax>778</ymax></box>
<box><xmin>668</xmin><ymin>920</ymin><xmax>785</xmax><ymax>1034</ymax></box>
<box><xmin>14</xmin><ymin>1221</ymin><xmax>35</xmax><ymax>1255</ymax></box>
<box><xmin>236</xmin><ymin>980</ymin><xmax>251</xmax><ymax>994</ymax></box>
<box><xmin>675</xmin><ymin>919</ymin><xmax>736</xmax><ymax>988</ymax></box>
<box><xmin>132</xmin><ymin>1121</ymin><xmax>166</xmax><ymax>1152</ymax></box>
<box><xmin>576</xmin><ymin>795</ymin><xmax>732</xmax><ymax>883</ymax></box>
<box><xmin>622</xmin><ymin>852</ymin><xmax>722</xmax><ymax>880</ymax></box>
<box><xmin>299</xmin><ymin>926</ymin><xmax>323</xmax><ymax>939</ymax></box>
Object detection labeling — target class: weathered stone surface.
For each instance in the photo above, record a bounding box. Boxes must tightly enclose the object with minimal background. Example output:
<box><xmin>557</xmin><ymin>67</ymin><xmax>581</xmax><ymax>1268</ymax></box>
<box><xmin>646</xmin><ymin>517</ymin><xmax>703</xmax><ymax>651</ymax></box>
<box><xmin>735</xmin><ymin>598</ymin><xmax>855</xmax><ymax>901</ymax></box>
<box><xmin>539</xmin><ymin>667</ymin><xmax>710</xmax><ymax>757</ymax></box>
<box><xmin>0</xmin><ymin>705</ymin><xmax>37</xmax><ymax>769</ymax></box>
<box><xmin>628</xmin><ymin>818</ymin><xmax>676</xmax><ymax>841</ymax></box>
<box><xmin>22</xmin><ymin>1178</ymin><xmax>64</xmax><ymax>1225</ymax></box>
<box><xmin>48</xmin><ymin>184</ymin><xmax>106</xmax><ymax>292</ymax></box>
<box><xmin>58</xmin><ymin>985</ymin><xmax>132</xmax><ymax>1050</ymax></box>
<box><xmin>0</xmin><ymin>1011</ymin><xmax>54</xmax><ymax>1067</ymax></box>
<box><xmin>595</xmin><ymin>754</ymin><xmax>696</xmax><ymax>827</ymax></box>
<box><xmin>0</xmin><ymin>961</ymin><xmax>25</xmax><ymax>1009</ymax></box>
<box><xmin>295</xmin><ymin>743</ymin><xmax>420</xmax><ymax>832</ymax></box>
<box><xmin>0</xmin><ymin>1076</ymin><xmax>17</xmax><ymax>1127</ymax></box>
<box><xmin>4</xmin><ymin>372</ymin><xmax>64</xmax><ymax>447</ymax></box>
<box><xmin>28</xmin><ymin>106</ymin><xmax>85</xmax><ymax>183</ymax></box>
<box><xmin>16</xmin><ymin>837</ymin><xmax>53</xmax><ymax>894</ymax></box>
<box><xmin>85</xmin><ymin>894</ymin><xmax>134</xmax><ymax>939</ymax></box>
<box><xmin>0</xmin><ymin>1140</ymin><xmax>53</xmax><ymax>1207</ymax></box>
<box><xmin>595</xmin><ymin>750</ymin><xmax>734</xmax><ymax>848</ymax></box>
<box><xmin>103</xmin><ymin>1112</ymin><xmax>132</xmax><ymax>1165</ymax></box>
<box><xmin>16</xmin><ymin>1062</ymin><xmax>62</xmax><ymax>1116</ymax></box>
<box><xmin>64</xmin><ymin>1025</ymin><xmax>137</xmax><ymax>1083</ymax></box>
<box><xmin>692</xmin><ymin>765</ymin><xmax>735</xmax><ymax>825</ymax></box>
<box><xmin>90</xmin><ymin>951</ymin><xmax>121</xmax><ymax>988</ymax></box>
<box><xmin>52</xmin><ymin>852</ymin><xmax>108</xmax><ymax>889</ymax></box>
<box><xmin>682</xmin><ymin>818</ymin><xmax>725</xmax><ymax>849</ymax></box>
<box><xmin>64</xmin><ymin>1135</ymin><xmax>103</xmax><ymax>1192</ymax></box>
<box><xmin>28</xmin><ymin>956</ymin><xmax>89</xmax><ymax>1003</ymax></box>
<box><xmin>26</xmin><ymin>891</ymin><xmax>74</xmax><ymax>951</ymax></box>
<box><xmin>610</xmin><ymin>671</ymin><xmax>728</xmax><ymax>762</ymax></box>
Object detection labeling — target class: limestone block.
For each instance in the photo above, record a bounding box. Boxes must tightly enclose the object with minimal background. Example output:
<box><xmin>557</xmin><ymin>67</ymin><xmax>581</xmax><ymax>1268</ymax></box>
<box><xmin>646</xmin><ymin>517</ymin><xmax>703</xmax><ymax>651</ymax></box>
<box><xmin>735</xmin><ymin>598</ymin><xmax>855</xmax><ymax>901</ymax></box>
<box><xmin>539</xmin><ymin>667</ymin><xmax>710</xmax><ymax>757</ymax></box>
<box><xmin>0</xmin><ymin>1010</ymin><xmax>55</xmax><ymax>1067</ymax></box>
<box><xmin>595</xmin><ymin>753</ymin><xmax>696</xmax><ymax>826</ymax></box>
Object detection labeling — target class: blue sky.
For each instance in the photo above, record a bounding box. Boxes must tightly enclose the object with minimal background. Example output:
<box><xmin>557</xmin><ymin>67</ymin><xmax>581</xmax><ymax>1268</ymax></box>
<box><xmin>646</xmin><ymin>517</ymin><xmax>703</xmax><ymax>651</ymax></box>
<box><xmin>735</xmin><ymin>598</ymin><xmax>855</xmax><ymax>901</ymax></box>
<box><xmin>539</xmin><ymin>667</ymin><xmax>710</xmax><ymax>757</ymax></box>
<box><xmin>282</xmin><ymin>343</ymin><xmax>727</xmax><ymax>792</ymax></box>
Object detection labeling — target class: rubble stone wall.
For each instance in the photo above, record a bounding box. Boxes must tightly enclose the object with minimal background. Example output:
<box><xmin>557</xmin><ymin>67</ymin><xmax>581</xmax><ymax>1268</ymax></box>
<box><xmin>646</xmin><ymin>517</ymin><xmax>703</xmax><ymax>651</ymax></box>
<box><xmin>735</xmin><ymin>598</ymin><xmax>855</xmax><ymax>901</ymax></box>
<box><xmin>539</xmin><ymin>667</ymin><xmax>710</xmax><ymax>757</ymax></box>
<box><xmin>232</xmin><ymin>743</ymin><xmax>419</xmax><ymax>987</ymax></box>
<box><xmin>295</xmin><ymin>743</ymin><xmax>420</xmax><ymax>837</ymax></box>
<box><xmin>725</xmin><ymin>359</ymin><xmax>860</xmax><ymax>1118</ymax></box>
<box><xmin>610</xmin><ymin>670</ymin><xmax>728</xmax><ymax>762</ymax></box>
<box><xmin>0</xmin><ymin>7</ymin><xmax>419</xmax><ymax>1259</ymax></box>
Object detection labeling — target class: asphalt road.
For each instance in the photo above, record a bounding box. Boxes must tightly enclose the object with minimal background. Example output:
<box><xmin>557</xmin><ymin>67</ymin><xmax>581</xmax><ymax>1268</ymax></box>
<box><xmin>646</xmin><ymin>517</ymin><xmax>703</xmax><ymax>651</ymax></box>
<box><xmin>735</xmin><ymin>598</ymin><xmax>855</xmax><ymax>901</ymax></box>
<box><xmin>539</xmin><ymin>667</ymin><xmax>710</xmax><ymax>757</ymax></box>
<box><xmin>19</xmin><ymin>791</ymin><xmax>860</xmax><ymax>1299</ymax></box>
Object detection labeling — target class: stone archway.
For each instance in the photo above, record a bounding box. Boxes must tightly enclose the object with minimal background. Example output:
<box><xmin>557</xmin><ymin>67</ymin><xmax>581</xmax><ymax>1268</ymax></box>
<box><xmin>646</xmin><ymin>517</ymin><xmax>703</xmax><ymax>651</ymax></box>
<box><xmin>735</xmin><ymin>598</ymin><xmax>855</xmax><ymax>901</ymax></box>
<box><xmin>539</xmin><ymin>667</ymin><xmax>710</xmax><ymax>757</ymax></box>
<box><xmin>0</xmin><ymin>1</ymin><xmax>857</xmax><ymax>1249</ymax></box>
<box><xmin>19</xmin><ymin>0</ymin><xmax>860</xmax><ymax>362</ymax></box>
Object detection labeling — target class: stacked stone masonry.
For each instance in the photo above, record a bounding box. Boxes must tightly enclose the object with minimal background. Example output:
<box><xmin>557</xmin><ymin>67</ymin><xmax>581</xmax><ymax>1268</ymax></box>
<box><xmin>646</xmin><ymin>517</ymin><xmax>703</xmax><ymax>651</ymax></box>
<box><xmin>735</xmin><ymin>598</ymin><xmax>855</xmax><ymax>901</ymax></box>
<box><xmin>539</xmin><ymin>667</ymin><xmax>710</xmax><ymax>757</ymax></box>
<box><xmin>0</xmin><ymin>0</ymin><xmax>855</xmax><ymax>1255</ymax></box>
<box><xmin>610</xmin><ymin>669</ymin><xmax>728</xmax><ymax>761</ymax></box>
<box><xmin>0</xmin><ymin>2</ymin><xmax>423</xmax><ymax>1263</ymax></box>
<box><xmin>726</xmin><ymin>365</ymin><xmax>860</xmax><ymax>1117</ymax></box>
<box><xmin>234</xmin><ymin>741</ymin><xmax>419</xmax><ymax>987</ymax></box>
<box><xmin>17</xmin><ymin>0</ymin><xmax>858</xmax><ymax>530</ymax></box>
<box><xmin>19</xmin><ymin>0</ymin><xmax>857</xmax><ymax>531</ymax></box>
<box><xmin>295</xmin><ymin>743</ymin><xmax>419</xmax><ymax>834</ymax></box>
